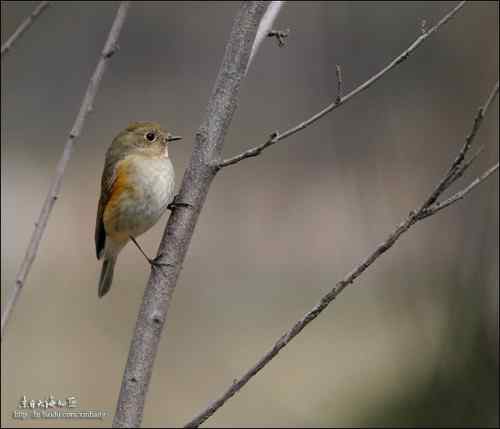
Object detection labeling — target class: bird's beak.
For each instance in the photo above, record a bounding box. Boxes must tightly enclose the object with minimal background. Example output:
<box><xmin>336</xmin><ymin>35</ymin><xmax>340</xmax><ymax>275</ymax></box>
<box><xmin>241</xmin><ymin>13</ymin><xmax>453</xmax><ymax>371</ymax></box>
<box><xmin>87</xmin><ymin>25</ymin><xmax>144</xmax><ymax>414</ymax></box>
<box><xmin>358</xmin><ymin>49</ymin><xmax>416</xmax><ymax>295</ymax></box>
<box><xmin>166</xmin><ymin>134</ymin><xmax>182</xmax><ymax>142</ymax></box>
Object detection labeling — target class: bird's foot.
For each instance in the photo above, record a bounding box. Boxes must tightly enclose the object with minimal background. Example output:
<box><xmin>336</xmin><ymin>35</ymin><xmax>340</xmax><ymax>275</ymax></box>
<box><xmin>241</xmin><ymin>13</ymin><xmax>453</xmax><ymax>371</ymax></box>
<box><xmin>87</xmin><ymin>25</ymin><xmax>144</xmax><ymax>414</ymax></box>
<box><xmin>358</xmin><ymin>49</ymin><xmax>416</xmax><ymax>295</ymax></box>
<box><xmin>168</xmin><ymin>194</ymin><xmax>194</xmax><ymax>211</ymax></box>
<box><xmin>129</xmin><ymin>236</ymin><xmax>173</xmax><ymax>270</ymax></box>
<box><xmin>149</xmin><ymin>255</ymin><xmax>174</xmax><ymax>270</ymax></box>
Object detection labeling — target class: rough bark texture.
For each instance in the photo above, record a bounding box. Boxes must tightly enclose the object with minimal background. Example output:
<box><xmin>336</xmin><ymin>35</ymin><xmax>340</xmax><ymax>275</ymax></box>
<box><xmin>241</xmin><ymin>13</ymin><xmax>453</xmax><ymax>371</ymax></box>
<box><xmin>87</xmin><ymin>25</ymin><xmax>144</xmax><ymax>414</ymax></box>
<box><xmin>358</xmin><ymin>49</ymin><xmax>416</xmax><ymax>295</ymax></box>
<box><xmin>112</xmin><ymin>2</ymin><xmax>270</xmax><ymax>427</ymax></box>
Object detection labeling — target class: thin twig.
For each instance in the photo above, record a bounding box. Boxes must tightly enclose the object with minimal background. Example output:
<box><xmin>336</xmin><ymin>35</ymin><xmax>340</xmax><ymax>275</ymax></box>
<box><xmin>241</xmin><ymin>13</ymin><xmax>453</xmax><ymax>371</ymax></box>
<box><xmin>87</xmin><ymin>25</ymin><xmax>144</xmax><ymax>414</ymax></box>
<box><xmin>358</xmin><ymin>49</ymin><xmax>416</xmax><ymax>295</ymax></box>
<box><xmin>446</xmin><ymin>145</ymin><xmax>484</xmax><ymax>187</ymax></box>
<box><xmin>420</xmin><ymin>163</ymin><xmax>499</xmax><ymax>219</ymax></box>
<box><xmin>184</xmin><ymin>81</ymin><xmax>498</xmax><ymax>428</ymax></box>
<box><xmin>112</xmin><ymin>3</ymin><xmax>271</xmax><ymax>427</ymax></box>
<box><xmin>248</xmin><ymin>1</ymin><xmax>286</xmax><ymax>72</ymax></box>
<box><xmin>218</xmin><ymin>1</ymin><xmax>466</xmax><ymax>168</ymax></box>
<box><xmin>1</xmin><ymin>1</ymin><xmax>131</xmax><ymax>340</ymax></box>
<box><xmin>421</xmin><ymin>81</ymin><xmax>498</xmax><ymax>209</ymax></box>
<box><xmin>1</xmin><ymin>1</ymin><xmax>51</xmax><ymax>57</ymax></box>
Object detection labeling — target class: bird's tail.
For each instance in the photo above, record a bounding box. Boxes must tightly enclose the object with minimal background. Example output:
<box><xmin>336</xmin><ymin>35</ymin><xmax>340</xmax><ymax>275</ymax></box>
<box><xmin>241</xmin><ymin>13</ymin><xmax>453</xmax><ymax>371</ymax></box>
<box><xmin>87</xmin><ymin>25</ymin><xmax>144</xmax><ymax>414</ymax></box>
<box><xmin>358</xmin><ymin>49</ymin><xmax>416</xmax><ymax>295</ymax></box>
<box><xmin>98</xmin><ymin>257</ymin><xmax>116</xmax><ymax>298</ymax></box>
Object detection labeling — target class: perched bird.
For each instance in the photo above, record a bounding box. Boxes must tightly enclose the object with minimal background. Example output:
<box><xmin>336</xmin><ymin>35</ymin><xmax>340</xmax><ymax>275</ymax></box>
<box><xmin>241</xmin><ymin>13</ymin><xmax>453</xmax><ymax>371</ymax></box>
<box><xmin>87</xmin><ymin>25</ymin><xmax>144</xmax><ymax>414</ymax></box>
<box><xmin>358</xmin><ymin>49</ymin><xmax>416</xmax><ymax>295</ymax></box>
<box><xmin>95</xmin><ymin>122</ymin><xmax>181</xmax><ymax>298</ymax></box>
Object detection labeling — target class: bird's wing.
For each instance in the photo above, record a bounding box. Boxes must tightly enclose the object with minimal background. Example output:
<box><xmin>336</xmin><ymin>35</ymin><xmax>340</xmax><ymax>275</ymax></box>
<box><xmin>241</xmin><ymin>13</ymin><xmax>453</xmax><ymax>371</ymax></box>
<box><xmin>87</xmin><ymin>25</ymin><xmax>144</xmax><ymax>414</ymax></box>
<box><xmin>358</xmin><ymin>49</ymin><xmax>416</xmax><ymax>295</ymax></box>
<box><xmin>95</xmin><ymin>157</ymin><xmax>119</xmax><ymax>259</ymax></box>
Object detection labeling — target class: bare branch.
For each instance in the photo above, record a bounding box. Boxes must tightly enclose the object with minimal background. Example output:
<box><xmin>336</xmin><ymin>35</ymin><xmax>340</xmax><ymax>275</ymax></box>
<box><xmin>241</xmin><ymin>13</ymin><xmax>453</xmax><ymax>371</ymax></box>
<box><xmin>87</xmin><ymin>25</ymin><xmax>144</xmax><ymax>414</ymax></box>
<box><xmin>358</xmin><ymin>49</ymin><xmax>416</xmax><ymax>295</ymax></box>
<box><xmin>248</xmin><ymin>1</ymin><xmax>286</xmax><ymax>71</ymax></box>
<box><xmin>420</xmin><ymin>163</ymin><xmax>499</xmax><ymax>219</ymax></box>
<box><xmin>112</xmin><ymin>3</ymin><xmax>270</xmax><ymax>427</ymax></box>
<box><xmin>420</xmin><ymin>81</ymin><xmax>498</xmax><ymax>208</ymax></box>
<box><xmin>184</xmin><ymin>81</ymin><xmax>498</xmax><ymax>428</ymax></box>
<box><xmin>0</xmin><ymin>1</ymin><xmax>131</xmax><ymax>340</ymax></box>
<box><xmin>218</xmin><ymin>1</ymin><xmax>466</xmax><ymax>168</ymax></box>
<box><xmin>1</xmin><ymin>1</ymin><xmax>50</xmax><ymax>57</ymax></box>
<box><xmin>445</xmin><ymin>145</ymin><xmax>484</xmax><ymax>187</ymax></box>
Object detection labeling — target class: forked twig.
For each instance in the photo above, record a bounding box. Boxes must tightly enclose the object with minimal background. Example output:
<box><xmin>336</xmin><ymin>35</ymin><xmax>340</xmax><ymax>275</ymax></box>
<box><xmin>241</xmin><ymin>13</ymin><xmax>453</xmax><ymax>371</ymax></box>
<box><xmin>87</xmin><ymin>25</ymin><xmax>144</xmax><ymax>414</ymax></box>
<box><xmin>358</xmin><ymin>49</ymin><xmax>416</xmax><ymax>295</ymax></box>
<box><xmin>218</xmin><ymin>1</ymin><xmax>466</xmax><ymax>168</ymax></box>
<box><xmin>184</xmin><ymin>81</ymin><xmax>498</xmax><ymax>428</ymax></box>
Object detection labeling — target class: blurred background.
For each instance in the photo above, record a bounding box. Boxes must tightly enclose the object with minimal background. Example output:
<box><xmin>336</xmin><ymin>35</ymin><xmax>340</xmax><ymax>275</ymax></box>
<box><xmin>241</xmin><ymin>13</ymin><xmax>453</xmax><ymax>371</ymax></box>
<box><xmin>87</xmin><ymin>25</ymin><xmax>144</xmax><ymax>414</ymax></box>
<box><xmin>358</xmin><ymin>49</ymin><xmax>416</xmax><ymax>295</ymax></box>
<box><xmin>1</xmin><ymin>1</ymin><xmax>498</xmax><ymax>427</ymax></box>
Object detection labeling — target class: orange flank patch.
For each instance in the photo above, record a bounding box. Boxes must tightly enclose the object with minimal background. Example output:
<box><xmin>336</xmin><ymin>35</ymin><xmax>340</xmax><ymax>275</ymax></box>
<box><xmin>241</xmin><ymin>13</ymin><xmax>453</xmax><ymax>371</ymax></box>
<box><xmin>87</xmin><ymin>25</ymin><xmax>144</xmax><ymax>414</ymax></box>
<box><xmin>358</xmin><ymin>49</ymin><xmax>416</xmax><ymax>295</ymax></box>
<box><xmin>102</xmin><ymin>160</ymin><xmax>136</xmax><ymax>241</ymax></box>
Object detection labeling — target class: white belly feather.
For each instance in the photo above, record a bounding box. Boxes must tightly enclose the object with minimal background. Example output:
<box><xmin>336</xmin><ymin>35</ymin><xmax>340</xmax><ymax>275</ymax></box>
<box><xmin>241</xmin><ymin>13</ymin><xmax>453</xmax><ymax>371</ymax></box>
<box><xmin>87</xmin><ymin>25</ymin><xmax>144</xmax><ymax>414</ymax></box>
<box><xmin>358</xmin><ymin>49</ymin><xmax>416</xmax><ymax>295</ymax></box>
<box><xmin>116</xmin><ymin>157</ymin><xmax>175</xmax><ymax>238</ymax></box>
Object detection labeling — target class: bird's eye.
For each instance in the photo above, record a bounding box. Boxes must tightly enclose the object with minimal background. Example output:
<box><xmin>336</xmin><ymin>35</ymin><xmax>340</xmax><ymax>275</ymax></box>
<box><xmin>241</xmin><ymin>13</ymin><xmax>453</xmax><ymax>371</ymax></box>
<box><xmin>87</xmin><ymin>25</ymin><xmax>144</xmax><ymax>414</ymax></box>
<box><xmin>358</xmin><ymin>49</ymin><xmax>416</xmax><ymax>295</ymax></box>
<box><xmin>146</xmin><ymin>132</ymin><xmax>156</xmax><ymax>142</ymax></box>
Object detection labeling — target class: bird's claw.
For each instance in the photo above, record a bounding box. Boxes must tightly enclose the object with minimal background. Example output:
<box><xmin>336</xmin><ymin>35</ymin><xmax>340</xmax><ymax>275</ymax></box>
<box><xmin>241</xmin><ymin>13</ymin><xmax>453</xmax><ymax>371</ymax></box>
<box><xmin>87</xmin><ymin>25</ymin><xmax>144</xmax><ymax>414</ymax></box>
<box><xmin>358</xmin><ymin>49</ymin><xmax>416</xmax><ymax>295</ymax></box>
<box><xmin>149</xmin><ymin>256</ymin><xmax>174</xmax><ymax>270</ymax></box>
<box><xmin>168</xmin><ymin>194</ymin><xmax>193</xmax><ymax>211</ymax></box>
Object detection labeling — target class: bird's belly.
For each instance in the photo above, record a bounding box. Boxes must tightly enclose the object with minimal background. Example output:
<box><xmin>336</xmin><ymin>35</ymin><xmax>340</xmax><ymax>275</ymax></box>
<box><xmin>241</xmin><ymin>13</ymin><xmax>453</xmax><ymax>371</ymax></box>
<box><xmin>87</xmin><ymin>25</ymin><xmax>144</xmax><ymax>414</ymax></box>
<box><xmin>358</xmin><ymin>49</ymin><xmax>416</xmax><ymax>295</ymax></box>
<box><xmin>110</xmin><ymin>158</ymin><xmax>175</xmax><ymax>239</ymax></box>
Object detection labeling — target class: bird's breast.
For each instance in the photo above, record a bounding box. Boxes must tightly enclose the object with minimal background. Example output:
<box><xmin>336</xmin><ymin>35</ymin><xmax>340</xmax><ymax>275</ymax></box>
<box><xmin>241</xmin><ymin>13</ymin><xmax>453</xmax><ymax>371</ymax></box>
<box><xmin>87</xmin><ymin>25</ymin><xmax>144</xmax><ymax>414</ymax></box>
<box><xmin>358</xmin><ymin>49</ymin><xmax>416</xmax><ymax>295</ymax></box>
<box><xmin>131</xmin><ymin>158</ymin><xmax>174</xmax><ymax>202</ymax></box>
<box><xmin>105</xmin><ymin>155</ymin><xmax>175</xmax><ymax>239</ymax></box>
<box><xmin>131</xmin><ymin>156</ymin><xmax>175</xmax><ymax>208</ymax></box>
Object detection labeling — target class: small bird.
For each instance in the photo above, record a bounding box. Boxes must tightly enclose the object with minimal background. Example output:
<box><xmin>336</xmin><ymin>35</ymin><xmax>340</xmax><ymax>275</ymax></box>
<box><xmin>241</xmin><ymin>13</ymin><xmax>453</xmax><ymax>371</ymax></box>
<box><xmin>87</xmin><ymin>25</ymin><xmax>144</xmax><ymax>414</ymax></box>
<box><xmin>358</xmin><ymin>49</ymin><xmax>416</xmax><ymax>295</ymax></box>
<box><xmin>95</xmin><ymin>121</ymin><xmax>181</xmax><ymax>298</ymax></box>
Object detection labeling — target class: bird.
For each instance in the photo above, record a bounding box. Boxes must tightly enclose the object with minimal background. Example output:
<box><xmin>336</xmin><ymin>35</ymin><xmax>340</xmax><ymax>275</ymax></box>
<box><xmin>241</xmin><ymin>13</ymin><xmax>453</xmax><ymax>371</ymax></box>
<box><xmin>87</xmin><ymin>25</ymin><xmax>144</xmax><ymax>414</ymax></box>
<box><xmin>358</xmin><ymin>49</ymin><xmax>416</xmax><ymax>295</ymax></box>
<box><xmin>95</xmin><ymin>121</ymin><xmax>181</xmax><ymax>298</ymax></box>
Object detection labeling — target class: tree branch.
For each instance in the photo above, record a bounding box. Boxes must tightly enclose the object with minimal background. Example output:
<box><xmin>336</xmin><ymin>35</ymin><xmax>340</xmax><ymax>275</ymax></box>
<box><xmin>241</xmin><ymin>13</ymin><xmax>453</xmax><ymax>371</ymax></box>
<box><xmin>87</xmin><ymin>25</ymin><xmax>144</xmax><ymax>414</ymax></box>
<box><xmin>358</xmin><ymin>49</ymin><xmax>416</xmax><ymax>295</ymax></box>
<box><xmin>112</xmin><ymin>3</ymin><xmax>271</xmax><ymax>427</ymax></box>
<box><xmin>217</xmin><ymin>0</ymin><xmax>466</xmax><ymax>168</ymax></box>
<box><xmin>420</xmin><ymin>81</ymin><xmax>498</xmax><ymax>209</ymax></box>
<box><xmin>183</xmin><ymin>81</ymin><xmax>499</xmax><ymax>428</ymax></box>
<box><xmin>419</xmin><ymin>163</ymin><xmax>499</xmax><ymax>219</ymax></box>
<box><xmin>247</xmin><ymin>1</ymin><xmax>286</xmax><ymax>73</ymax></box>
<box><xmin>0</xmin><ymin>1</ymin><xmax>131</xmax><ymax>340</ymax></box>
<box><xmin>1</xmin><ymin>1</ymin><xmax>51</xmax><ymax>57</ymax></box>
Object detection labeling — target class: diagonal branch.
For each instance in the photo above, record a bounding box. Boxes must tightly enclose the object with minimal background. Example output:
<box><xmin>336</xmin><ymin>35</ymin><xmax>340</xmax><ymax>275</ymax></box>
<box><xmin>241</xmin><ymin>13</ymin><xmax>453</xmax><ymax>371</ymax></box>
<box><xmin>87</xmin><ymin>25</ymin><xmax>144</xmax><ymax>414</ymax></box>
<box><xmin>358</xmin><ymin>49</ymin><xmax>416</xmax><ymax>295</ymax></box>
<box><xmin>420</xmin><ymin>81</ymin><xmax>498</xmax><ymax>209</ymax></box>
<box><xmin>419</xmin><ymin>163</ymin><xmax>499</xmax><ymax>220</ymax></box>
<box><xmin>183</xmin><ymin>81</ymin><xmax>499</xmax><ymax>428</ymax></box>
<box><xmin>248</xmin><ymin>1</ymin><xmax>286</xmax><ymax>72</ymax></box>
<box><xmin>1</xmin><ymin>1</ymin><xmax>51</xmax><ymax>57</ymax></box>
<box><xmin>1</xmin><ymin>1</ymin><xmax>131</xmax><ymax>341</ymax></box>
<box><xmin>112</xmin><ymin>3</ymin><xmax>271</xmax><ymax>427</ymax></box>
<box><xmin>218</xmin><ymin>1</ymin><xmax>466</xmax><ymax>168</ymax></box>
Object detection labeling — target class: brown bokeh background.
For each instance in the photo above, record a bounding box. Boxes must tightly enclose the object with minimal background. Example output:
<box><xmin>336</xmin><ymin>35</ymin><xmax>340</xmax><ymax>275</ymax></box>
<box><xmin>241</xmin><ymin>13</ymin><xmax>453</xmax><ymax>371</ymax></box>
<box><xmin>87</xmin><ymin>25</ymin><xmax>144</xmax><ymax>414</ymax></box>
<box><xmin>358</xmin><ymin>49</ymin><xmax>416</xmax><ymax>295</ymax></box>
<box><xmin>1</xmin><ymin>1</ymin><xmax>498</xmax><ymax>427</ymax></box>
